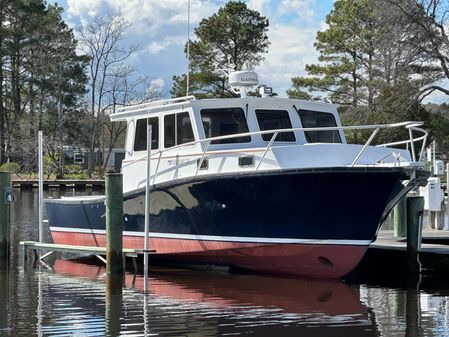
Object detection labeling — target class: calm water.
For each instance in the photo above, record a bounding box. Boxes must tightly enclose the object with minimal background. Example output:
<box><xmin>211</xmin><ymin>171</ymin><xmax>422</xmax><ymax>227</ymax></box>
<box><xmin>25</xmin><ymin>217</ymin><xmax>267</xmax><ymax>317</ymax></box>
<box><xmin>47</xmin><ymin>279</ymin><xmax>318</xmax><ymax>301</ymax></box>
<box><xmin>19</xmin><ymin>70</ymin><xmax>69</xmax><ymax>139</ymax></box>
<box><xmin>1</xmin><ymin>189</ymin><xmax>449</xmax><ymax>336</ymax></box>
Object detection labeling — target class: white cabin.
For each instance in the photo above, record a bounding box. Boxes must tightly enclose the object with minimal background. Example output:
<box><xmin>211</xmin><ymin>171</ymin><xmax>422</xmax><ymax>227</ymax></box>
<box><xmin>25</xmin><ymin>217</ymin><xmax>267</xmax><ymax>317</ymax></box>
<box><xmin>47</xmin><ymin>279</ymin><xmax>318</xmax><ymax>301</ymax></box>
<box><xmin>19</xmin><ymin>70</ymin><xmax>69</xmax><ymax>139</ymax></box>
<box><xmin>110</xmin><ymin>96</ymin><xmax>424</xmax><ymax>193</ymax></box>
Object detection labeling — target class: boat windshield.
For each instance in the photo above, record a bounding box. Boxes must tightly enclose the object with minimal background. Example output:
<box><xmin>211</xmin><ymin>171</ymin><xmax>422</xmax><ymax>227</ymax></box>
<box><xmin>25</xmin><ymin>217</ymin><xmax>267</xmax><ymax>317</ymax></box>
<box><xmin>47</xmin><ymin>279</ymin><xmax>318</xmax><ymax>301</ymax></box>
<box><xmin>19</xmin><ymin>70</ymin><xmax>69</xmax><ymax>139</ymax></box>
<box><xmin>200</xmin><ymin>107</ymin><xmax>251</xmax><ymax>144</ymax></box>
<box><xmin>255</xmin><ymin>109</ymin><xmax>296</xmax><ymax>142</ymax></box>
<box><xmin>296</xmin><ymin>109</ymin><xmax>341</xmax><ymax>143</ymax></box>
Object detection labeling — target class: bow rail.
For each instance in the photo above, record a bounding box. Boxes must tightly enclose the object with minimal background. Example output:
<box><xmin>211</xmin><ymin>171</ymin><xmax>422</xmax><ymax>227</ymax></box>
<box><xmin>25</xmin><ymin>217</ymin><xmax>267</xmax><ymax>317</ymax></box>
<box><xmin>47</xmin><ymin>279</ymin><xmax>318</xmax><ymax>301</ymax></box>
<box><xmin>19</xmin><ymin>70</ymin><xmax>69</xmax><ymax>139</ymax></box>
<box><xmin>121</xmin><ymin>121</ymin><xmax>427</xmax><ymax>179</ymax></box>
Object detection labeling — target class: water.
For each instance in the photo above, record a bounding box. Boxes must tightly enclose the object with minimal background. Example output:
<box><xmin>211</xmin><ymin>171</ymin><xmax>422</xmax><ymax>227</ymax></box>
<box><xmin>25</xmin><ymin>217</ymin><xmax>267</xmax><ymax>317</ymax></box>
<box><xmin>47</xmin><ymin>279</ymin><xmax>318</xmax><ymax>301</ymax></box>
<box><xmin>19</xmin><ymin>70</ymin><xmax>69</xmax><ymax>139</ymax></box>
<box><xmin>1</xmin><ymin>189</ymin><xmax>449</xmax><ymax>336</ymax></box>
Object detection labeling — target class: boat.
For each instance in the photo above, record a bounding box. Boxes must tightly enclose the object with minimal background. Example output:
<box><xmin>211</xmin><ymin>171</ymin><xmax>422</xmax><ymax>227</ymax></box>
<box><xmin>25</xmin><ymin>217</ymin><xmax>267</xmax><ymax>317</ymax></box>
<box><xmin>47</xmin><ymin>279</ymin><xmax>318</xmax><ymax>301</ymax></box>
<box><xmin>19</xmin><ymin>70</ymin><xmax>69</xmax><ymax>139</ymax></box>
<box><xmin>45</xmin><ymin>70</ymin><xmax>429</xmax><ymax>278</ymax></box>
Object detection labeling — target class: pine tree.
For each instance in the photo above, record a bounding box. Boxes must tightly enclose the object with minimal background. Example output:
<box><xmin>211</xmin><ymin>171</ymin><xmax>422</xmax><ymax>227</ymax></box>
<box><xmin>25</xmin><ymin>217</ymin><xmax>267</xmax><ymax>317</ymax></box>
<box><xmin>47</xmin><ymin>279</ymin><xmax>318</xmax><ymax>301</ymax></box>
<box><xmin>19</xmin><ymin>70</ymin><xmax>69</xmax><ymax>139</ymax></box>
<box><xmin>171</xmin><ymin>1</ymin><xmax>269</xmax><ymax>98</ymax></box>
<box><xmin>287</xmin><ymin>0</ymin><xmax>436</xmax><ymax>143</ymax></box>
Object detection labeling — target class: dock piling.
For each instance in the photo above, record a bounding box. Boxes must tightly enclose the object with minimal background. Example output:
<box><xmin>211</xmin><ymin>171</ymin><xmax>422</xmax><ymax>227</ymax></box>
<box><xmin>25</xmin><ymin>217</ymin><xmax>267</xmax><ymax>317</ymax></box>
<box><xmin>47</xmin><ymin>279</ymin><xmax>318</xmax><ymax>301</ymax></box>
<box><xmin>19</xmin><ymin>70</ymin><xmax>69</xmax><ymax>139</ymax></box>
<box><xmin>394</xmin><ymin>197</ymin><xmax>407</xmax><ymax>237</ymax></box>
<box><xmin>105</xmin><ymin>173</ymin><xmax>124</xmax><ymax>275</ymax></box>
<box><xmin>0</xmin><ymin>171</ymin><xmax>12</xmax><ymax>259</ymax></box>
<box><xmin>406</xmin><ymin>196</ymin><xmax>424</xmax><ymax>276</ymax></box>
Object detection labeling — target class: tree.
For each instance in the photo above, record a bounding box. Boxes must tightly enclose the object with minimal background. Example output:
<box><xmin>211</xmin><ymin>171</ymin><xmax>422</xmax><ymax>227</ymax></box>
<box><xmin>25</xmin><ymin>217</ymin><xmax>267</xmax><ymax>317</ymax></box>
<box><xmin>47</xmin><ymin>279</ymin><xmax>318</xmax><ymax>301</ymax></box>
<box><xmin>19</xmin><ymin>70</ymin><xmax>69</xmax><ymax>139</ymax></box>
<box><xmin>287</xmin><ymin>0</ymin><xmax>435</xmax><ymax>143</ymax></box>
<box><xmin>0</xmin><ymin>0</ymin><xmax>87</xmax><ymax>172</ymax></box>
<box><xmin>288</xmin><ymin>0</ymin><xmax>375</xmax><ymax>108</ymax></box>
<box><xmin>388</xmin><ymin>0</ymin><xmax>449</xmax><ymax>100</ymax></box>
<box><xmin>171</xmin><ymin>1</ymin><xmax>269</xmax><ymax>98</ymax></box>
<box><xmin>78</xmin><ymin>13</ymin><xmax>138</xmax><ymax>177</ymax></box>
<box><xmin>29</xmin><ymin>5</ymin><xmax>88</xmax><ymax>178</ymax></box>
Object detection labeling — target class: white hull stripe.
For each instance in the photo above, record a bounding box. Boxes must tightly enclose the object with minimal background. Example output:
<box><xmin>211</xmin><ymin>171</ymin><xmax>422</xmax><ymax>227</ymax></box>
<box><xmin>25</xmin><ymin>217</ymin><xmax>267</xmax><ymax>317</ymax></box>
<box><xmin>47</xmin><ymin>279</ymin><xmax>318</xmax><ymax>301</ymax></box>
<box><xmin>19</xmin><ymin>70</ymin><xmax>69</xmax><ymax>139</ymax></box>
<box><xmin>50</xmin><ymin>226</ymin><xmax>371</xmax><ymax>246</ymax></box>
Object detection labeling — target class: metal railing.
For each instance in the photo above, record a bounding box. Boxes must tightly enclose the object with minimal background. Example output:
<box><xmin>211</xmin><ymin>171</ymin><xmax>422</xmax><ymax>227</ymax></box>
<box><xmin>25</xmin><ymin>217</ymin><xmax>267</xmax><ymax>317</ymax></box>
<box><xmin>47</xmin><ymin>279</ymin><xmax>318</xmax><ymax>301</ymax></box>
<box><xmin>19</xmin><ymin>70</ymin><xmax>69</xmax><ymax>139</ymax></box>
<box><xmin>111</xmin><ymin>96</ymin><xmax>196</xmax><ymax>121</ymax></box>
<box><xmin>121</xmin><ymin>121</ymin><xmax>428</xmax><ymax>183</ymax></box>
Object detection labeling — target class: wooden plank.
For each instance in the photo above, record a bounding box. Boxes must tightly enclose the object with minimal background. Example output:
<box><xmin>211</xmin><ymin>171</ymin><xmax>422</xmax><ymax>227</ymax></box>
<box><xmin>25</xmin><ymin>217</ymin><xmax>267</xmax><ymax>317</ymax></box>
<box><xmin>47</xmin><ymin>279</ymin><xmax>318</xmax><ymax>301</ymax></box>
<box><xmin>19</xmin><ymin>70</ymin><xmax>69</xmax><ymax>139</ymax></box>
<box><xmin>19</xmin><ymin>241</ymin><xmax>155</xmax><ymax>255</ymax></box>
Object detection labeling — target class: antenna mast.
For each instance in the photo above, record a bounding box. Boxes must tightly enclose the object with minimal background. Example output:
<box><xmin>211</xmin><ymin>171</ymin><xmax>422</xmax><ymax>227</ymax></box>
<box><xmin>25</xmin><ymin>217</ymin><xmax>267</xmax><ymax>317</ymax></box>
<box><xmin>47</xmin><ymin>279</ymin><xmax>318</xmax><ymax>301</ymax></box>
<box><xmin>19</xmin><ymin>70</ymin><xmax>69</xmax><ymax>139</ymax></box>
<box><xmin>186</xmin><ymin>0</ymin><xmax>190</xmax><ymax>96</ymax></box>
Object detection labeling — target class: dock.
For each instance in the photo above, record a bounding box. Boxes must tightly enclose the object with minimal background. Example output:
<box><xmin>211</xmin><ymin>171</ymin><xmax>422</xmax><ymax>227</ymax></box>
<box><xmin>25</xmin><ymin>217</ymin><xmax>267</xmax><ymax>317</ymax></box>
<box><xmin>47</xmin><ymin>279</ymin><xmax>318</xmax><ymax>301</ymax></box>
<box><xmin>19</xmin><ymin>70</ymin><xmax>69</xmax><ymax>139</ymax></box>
<box><xmin>13</xmin><ymin>179</ymin><xmax>105</xmax><ymax>189</ymax></box>
<box><xmin>20</xmin><ymin>241</ymin><xmax>155</xmax><ymax>271</ymax></box>
<box><xmin>351</xmin><ymin>230</ymin><xmax>449</xmax><ymax>280</ymax></box>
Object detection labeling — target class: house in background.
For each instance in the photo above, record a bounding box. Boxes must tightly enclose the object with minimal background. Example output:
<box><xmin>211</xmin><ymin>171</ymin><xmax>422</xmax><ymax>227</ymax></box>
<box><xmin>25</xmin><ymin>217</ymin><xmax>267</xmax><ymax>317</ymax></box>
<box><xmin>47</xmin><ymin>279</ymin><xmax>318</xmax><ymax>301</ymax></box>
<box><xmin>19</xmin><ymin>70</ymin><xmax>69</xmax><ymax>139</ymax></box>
<box><xmin>63</xmin><ymin>147</ymin><xmax>125</xmax><ymax>172</ymax></box>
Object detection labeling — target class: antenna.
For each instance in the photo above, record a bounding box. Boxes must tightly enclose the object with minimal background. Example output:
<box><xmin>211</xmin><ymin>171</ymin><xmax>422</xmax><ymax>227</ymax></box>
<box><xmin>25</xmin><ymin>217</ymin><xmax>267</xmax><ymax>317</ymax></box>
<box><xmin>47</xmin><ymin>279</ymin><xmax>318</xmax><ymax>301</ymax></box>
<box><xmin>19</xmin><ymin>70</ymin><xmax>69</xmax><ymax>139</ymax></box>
<box><xmin>229</xmin><ymin>70</ymin><xmax>259</xmax><ymax>98</ymax></box>
<box><xmin>186</xmin><ymin>0</ymin><xmax>190</xmax><ymax>96</ymax></box>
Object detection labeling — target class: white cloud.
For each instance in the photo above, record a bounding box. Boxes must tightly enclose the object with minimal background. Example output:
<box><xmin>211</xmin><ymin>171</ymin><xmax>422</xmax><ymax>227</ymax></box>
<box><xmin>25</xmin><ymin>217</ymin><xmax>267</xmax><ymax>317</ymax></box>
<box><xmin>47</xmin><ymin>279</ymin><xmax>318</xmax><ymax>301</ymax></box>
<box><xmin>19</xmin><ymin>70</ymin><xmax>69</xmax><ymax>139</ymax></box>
<box><xmin>149</xmin><ymin>78</ymin><xmax>165</xmax><ymax>92</ymax></box>
<box><xmin>247</xmin><ymin>0</ymin><xmax>272</xmax><ymax>16</ymax></box>
<box><xmin>64</xmin><ymin>0</ymin><xmax>325</xmax><ymax>97</ymax></box>
<box><xmin>66</xmin><ymin>0</ymin><xmax>220</xmax><ymax>58</ymax></box>
<box><xmin>148</xmin><ymin>36</ymin><xmax>186</xmax><ymax>54</ymax></box>
<box><xmin>277</xmin><ymin>0</ymin><xmax>316</xmax><ymax>21</ymax></box>
<box><xmin>258</xmin><ymin>22</ymin><xmax>319</xmax><ymax>96</ymax></box>
<box><xmin>66</xmin><ymin>0</ymin><xmax>100</xmax><ymax>18</ymax></box>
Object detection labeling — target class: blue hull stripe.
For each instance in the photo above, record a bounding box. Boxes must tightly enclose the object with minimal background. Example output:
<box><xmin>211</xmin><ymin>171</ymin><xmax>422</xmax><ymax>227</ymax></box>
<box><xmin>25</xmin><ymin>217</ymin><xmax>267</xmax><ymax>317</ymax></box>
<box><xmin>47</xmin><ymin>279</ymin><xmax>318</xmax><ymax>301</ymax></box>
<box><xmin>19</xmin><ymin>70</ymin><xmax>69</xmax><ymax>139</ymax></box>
<box><xmin>46</xmin><ymin>168</ymin><xmax>425</xmax><ymax>243</ymax></box>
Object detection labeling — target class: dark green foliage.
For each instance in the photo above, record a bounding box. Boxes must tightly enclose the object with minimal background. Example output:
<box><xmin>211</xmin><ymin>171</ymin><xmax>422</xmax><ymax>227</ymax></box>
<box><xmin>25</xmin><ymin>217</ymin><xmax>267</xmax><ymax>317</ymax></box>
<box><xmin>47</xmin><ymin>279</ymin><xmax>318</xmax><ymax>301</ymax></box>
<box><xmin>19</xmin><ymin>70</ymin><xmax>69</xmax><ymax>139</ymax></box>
<box><xmin>0</xmin><ymin>0</ymin><xmax>88</xmax><ymax>174</ymax></box>
<box><xmin>171</xmin><ymin>1</ymin><xmax>269</xmax><ymax>98</ymax></box>
<box><xmin>425</xmin><ymin>104</ymin><xmax>449</xmax><ymax>156</ymax></box>
<box><xmin>288</xmin><ymin>0</ymin><xmax>439</xmax><ymax>145</ymax></box>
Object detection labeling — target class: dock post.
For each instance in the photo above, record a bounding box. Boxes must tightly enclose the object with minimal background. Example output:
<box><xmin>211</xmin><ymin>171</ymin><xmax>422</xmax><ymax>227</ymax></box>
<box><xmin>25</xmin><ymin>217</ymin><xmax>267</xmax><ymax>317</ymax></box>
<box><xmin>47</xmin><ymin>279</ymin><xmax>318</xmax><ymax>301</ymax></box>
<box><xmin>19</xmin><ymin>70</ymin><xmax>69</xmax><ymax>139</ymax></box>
<box><xmin>105</xmin><ymin>173</ymin><xmax>124</xmax><ymax>275</ymax></box>
<box><xmin>0</xmin><ymin>171</ymin><xmax>12</xmax><ymax>259</ymax></box>
<box><xmin>429</xmin><ymin>211</ymin><xmax>436</xmax><ymax>229</ymax></box>
<box><xmin>394</xmin><ymin>197</ymin><xmax>407</xmax><ymax>237</ymax></box>
<box><xmin>406</xmin><ymin>196</ymin><xmax>424</xmax><ymax>277</ymax></box>
<box><xmin>437</xmin><ymin>200</ymin><xmax>445</xmax><ymax>230</ymax></box>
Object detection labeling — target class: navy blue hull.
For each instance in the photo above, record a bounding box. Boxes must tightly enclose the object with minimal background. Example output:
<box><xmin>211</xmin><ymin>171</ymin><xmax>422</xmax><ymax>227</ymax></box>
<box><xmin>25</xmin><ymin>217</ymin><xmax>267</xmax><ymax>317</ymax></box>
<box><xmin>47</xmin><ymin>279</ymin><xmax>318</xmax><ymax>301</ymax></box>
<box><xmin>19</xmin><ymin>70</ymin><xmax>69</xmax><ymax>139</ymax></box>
<box><xmin>46</xmin><ymin>168</ymin><xmax>424</xmax><ymax>242</ymax></box>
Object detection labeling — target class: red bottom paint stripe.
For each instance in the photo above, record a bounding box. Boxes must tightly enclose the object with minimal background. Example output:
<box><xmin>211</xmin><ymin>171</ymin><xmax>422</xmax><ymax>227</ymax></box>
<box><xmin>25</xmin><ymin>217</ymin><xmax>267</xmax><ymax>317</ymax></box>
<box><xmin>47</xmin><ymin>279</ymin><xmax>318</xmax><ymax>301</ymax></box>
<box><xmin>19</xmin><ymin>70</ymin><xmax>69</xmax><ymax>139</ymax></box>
<box><xmin>51</xmin><ymin>231</ymin><xmax>368</xmax><ymax>278</ymax></box>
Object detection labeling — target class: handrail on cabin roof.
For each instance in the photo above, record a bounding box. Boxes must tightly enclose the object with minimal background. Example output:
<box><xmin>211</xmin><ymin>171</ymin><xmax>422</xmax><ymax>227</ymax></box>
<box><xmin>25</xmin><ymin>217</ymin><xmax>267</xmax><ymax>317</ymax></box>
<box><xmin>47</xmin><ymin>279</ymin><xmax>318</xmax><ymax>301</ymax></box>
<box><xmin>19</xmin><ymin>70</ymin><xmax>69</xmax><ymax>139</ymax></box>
<box><xmin>111</xmin><ymin>96</ymin><xmax>196</xmax><ymax>121</ymax></box>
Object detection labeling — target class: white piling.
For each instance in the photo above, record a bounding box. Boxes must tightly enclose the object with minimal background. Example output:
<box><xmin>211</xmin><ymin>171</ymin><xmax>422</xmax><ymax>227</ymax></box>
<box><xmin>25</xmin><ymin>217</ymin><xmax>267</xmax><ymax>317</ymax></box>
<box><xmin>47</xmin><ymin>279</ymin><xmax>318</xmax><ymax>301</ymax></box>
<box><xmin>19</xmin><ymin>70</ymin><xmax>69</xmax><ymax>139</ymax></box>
<box><xmin>143</xmin><ymin>124</ymin><xmax>152</xmax><ymax>291</ymax></box>
<box><xmin>446</xmin><ymin>163</ymin><xmax>449</xmax><ymax>230</ymax></box>
<box><xmin>38</xmin><ymin>131</ymin><xmax>44</xmax><ymax>243</ymax></box>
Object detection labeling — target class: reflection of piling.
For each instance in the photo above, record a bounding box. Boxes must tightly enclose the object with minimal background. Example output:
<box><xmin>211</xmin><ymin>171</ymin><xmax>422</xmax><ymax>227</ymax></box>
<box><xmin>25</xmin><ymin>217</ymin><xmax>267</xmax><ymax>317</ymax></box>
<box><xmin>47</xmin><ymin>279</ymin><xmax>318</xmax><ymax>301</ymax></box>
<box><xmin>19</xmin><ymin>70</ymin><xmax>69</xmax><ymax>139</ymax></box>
<box><xmin>394</xmin><ymin>197</ymin><xmax>407</xmax><ymax>237</ymax></box>
<box><xmin>105</xmin><ymin>173</ymin><xmax>124</xmax><ymax>275</ymax></box>
<box><xmin>105</xmin><ymin>273</ymin><xmax>123</xmax><ymax>336</ymax></box>
<box><xmin>0</xmin><ymin>172</ymin><xmax>12</xmax><ymax>259</ymax></box>
<box><xmin>406</xmin><ymin>196</ymin><xmax>424</xmax><ymax>277</ymax></box>
<box><xmin>405</xmin><ymin>288</ymin><xmax>420</xmax><ymax>337</ymax></box>
<box><xmin>0</xmin><ymin>259</ymin><xmax>8</xmax><ymax>329</ymax></box>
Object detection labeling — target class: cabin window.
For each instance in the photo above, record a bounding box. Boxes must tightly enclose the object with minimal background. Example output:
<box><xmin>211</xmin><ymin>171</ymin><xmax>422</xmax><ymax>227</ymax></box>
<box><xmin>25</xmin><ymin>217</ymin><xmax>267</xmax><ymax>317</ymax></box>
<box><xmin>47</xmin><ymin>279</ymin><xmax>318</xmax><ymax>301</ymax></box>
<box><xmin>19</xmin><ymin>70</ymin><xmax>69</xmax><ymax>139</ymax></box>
<box><xmin>164</xmin><ymin>111</ymin><xmax>195</xmax><ymax>148</ymax></box>
<box><xmin>200</xmin><ymin>108</ymin><xmax>251</xmax><ymax>144</ymax></box>
<box><xmin>134</xmin><ymin>117</ymin><xmax>159</xmax><ymax>151</ymax></box>
<box><xmin>296</xmin><ymin>109</ymin><xmax>341</xmax><ymax>143</ymax></box>
<box><xmin>255</xmin><ymin>109</ymin><xmax>295</xmax><ymax>142</ymax></box>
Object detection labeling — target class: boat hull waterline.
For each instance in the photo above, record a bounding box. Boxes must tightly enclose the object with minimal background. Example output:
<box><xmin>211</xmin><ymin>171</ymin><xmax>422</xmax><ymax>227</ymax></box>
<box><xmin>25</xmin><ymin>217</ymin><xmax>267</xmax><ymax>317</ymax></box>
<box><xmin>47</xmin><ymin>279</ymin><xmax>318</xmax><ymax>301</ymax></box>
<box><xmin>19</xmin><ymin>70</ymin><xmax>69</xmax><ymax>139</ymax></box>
<box><xmin>46</xmin><ymin>168</ymin><xmax>424</xmax><ymax>278</ymax></box>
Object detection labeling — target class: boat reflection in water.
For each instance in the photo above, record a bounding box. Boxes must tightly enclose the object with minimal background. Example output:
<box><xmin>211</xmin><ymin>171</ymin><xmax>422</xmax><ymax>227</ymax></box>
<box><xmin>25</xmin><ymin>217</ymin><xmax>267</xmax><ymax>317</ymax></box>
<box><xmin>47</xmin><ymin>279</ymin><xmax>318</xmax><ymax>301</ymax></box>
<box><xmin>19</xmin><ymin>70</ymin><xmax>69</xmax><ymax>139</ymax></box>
<box><xmin>48</xmin><ymin>259</ymin><xmax>378</xmax><ymax>336</ymax></box>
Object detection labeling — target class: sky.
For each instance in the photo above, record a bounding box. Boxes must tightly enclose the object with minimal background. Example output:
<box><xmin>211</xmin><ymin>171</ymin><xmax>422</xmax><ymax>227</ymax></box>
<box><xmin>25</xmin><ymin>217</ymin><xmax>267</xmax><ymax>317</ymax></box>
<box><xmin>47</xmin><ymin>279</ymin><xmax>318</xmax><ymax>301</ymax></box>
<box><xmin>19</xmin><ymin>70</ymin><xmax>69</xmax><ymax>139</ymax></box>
<box><xmin>48</xmin><ymin>0</ymin><xmax>335</xmax><ymax>98</ymax></box>
<box><xmin>47</xmin><ymin>0</ymin><xmax>447</xmax><ymax>103</ymax></box>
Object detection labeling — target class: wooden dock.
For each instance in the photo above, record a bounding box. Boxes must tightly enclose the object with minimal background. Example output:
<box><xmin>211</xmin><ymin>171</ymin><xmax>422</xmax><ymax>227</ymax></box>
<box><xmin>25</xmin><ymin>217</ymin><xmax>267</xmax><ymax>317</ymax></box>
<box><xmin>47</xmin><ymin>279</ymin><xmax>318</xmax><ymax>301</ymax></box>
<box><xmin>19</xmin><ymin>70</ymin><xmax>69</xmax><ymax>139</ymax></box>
<box><xmin>20</xmin><ymin>241</ymin><xmax>155</xmax><ymax>271</ymax></box>
<box><xmin>350</xmin><ymin>230</ymin><xmax>449</xmax><ymax>279</ymax></box>
<box><xmin>13</xmin><ymin>179</ymin><xmax>105</xmax><ymax>189</ymax></box>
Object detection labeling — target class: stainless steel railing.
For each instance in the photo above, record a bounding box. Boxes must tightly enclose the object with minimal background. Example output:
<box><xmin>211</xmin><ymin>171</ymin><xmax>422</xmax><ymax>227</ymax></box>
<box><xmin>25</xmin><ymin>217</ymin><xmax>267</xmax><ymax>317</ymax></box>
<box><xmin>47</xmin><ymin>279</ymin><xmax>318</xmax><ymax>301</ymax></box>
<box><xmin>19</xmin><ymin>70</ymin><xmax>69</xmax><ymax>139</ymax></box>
<box><xmin>121</xmin><ymin>121</ymin><xmax>427</xmax><ymax>182</ymax></box>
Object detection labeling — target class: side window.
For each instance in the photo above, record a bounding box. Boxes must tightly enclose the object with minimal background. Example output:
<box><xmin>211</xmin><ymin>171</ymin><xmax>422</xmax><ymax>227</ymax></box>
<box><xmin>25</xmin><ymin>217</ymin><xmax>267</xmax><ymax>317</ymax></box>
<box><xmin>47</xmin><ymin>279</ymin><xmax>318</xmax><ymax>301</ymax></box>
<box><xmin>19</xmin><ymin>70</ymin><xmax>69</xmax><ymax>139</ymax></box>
<box><xmin>200</xmin><ymin>108</ymin><xmax>251</xmax><ymax>144</ymax></box>
<box><xmin>134</xmin><ymin>117</ymin><xmax>159</xmax><ymax>151</ymax></box>
<box><xmin>178</xmin><ymin>112</ymin><xmax>195</xmax><ymax>144</ymax></box>
<box><xmin>255</xmin><ymin>109</ymin><xmax>295</xmax><ymax>142</ymax></box>
<box><xmin>296</xmin><ymin>109</ymin><xmax>342</xmax><ymax>143</ymax></box>
<box><xmin>164</xmin><ymin>111</ymin><xmax>195</xmax><ymax>148</ymax></box>
<box><xmin>164</xmin><ymin>114</ymin><xmax>175</xmax><ymax>148</ymax></box>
